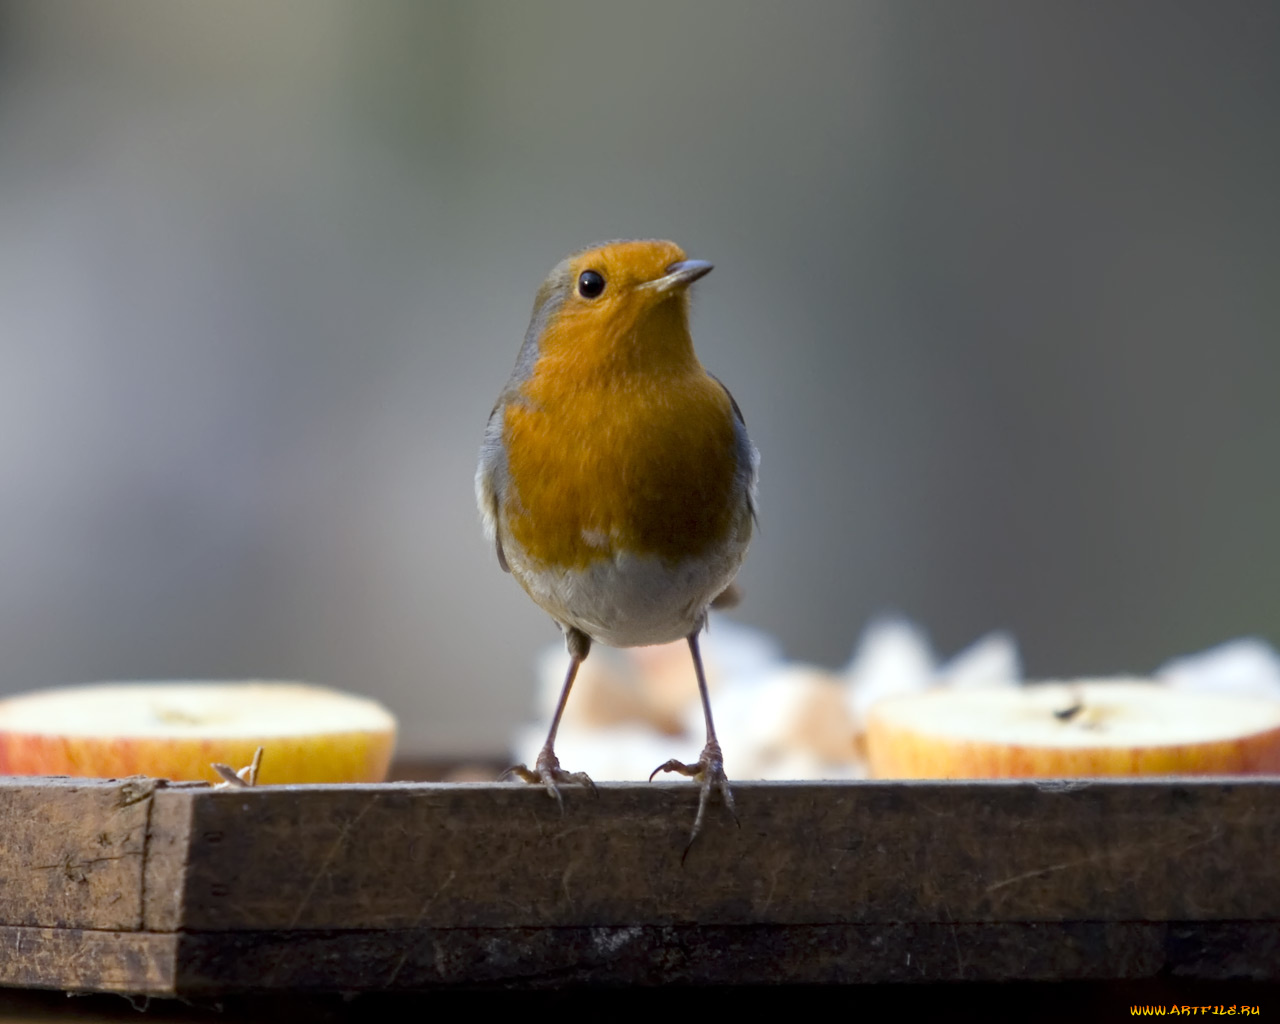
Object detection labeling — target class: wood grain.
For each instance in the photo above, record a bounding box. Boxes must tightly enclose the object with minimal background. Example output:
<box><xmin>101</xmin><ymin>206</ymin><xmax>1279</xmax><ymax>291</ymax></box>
<box><xmin>1</xmin><ymin>776</ymin><xmax>1277</xmax><ymax>994</ymax></box>
<box><xmin>0</xmin><ymin>926</ymin><xmax>175</xmax><ymax>993</ymax></box>
<box><xmin>164</xmin><ymin>779</ymin><xmax>1280</xmax><ymax>930</ymax></box>
<box><xmin>0</xmin><ymin>777</ymin><xmax>156</xmax><ymax>930</ymax></box>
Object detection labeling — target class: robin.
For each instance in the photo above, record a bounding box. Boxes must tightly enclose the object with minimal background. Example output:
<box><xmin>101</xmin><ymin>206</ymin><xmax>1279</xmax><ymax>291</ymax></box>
<box><xmin>476</xmin><ymin>239</ymin><xmax>757</xmax><ymax>849</ymax></box>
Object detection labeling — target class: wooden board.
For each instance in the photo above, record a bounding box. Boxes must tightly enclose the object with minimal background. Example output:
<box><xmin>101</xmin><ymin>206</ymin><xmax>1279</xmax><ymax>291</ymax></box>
<box><xmin>1</xmin><ymin>776</ymin><xmax>1278</xmax><ymax>995</ymax></box>
<box><xmin>0</xmin><ymin>777</ymin><xmax>157</xmax><ymax>931</ymax></box>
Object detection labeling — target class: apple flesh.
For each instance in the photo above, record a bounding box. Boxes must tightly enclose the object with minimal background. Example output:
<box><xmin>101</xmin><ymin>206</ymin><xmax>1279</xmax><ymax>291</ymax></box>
<box><xmin>0</xmin><ymin>682</ymin><xmax>397</xmax><ymax>784</ymax></box>
<box><xmin>866</xmin><ymin>679</ymin><xmax>1280</xmax><ymax>779</ymax></box>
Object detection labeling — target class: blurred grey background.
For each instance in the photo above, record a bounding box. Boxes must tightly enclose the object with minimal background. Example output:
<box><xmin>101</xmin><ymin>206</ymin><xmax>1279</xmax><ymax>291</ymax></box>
<box><xmin>0</xmin><ymin>1</ymin><xmax>1276</xmax><ymax>756</ymax></box>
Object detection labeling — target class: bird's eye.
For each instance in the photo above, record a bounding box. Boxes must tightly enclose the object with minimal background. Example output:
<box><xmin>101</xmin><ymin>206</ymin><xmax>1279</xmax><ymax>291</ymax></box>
<box><xmin>577</xmin><ymin>270</ymin><xmax>605</xmax><ymax>299</ymax></box>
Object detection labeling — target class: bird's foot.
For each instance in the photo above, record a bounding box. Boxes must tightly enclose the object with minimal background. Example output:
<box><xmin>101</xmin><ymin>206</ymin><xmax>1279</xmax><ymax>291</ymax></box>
<box><xmin>649</xmin><ymin>738</ymin><xmax>738</xmax><ymax>860</ymax></box>
<box><xmin>500</xmin><ymin>747</ymin><xmax>596</xmax><ymax>813</ymax></box>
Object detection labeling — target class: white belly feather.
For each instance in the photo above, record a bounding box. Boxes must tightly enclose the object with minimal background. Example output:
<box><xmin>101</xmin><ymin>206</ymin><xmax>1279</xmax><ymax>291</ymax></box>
<box><xmin>503</xmin><ymin>529</ymin><xmax>750</xmax><ymax>647</ymax></box>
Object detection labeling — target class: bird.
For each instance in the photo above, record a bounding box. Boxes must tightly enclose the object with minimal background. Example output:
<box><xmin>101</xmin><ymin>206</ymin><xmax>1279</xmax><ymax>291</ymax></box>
<box><xmin>476</xmin><ymin>239</ymin><xmax>757</xmax><ymax>851</ymax></box>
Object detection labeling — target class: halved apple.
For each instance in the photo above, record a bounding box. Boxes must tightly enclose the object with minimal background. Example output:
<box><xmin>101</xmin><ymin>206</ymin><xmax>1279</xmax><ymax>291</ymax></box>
<box><xmin>866</xmin><ymin>679</ymin><xmax>1280</xmax><ymax>778</ymax></box>
<box><xmin>0</xmin><ymin>681</ymin><xmax>397</xmax><ymax>784</ymax></box>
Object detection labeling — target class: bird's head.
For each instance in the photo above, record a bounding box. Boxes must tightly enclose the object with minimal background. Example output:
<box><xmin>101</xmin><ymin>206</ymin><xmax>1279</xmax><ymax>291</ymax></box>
<box><xmin>523</xmin><ymin>239</ymin><xmax>713</xmax><ymax>376</ymax></box>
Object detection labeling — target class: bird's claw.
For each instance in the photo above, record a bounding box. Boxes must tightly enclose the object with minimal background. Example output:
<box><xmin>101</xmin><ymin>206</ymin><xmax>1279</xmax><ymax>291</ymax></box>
<box><xmin>649</xmin><ymin>739</ymin><xmax>737</xmax><ymax>860</ymax></box>
<box><xmin>501</xmin><ymin>749</ymin><xmax>596</xmax><ymax>813</ymax></box>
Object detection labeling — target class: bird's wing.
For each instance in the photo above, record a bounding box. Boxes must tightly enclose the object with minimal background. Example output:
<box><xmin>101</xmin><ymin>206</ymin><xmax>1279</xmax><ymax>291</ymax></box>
<box><xmin>475</xmin><ymin>401</ymin><xmax>511</xmax><ymax>572</ymax></box>
<box><xmin>710</xmin><ymin>374</ymin><xmax>759</xmax><ymax>525</ymax></box>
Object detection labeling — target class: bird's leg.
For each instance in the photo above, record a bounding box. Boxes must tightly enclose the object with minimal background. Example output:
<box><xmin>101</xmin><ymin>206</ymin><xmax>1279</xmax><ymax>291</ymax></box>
<box><xmin>501</xmin><ymin>626</ymin><xmax>596</xmax><ymax>811</ymax></box>
<box><xmin>649</xmin><ymin>627</ymin><xmax>738</xmax><ymax>858</ymax></box>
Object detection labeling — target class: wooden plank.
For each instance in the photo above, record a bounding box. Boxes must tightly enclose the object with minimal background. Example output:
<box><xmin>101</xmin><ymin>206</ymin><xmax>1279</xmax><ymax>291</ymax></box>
<box><xmin>1</xmin><ymin>920</ymin><xmax>1274</xmax><ymax>996</ymax></box>
<box><xmin>1</xmin><ymin>777</ymin><xmax>1279</xmax><ymax>995</ymax></box>
<box><xmin>163</xmin><ymin>921</ymin><xmax>1186</xmax><ymax>991</ymax></box>
<box><xmin>0</xmin><ymin>926</ymin><xmax>175</xmax><ymax>994</ymax></box>
<box><xmin>0</xmin><ymin>777</ymin><xmax>156</xmax><ymax>931</ymax></box>
<box><xmin>141</xmin><ymin>784</ymin><xmax>194</xmax><ymax>933</ymax></box>
<box><xmin>166</xmin><ymin>921</ymin><xmax>1280</xmax><ymax>991</ymax></box>
<box><xmin>159</xmin><ymin>778</ymin><xmax>1280</xmax><ymax>931</ymax></box>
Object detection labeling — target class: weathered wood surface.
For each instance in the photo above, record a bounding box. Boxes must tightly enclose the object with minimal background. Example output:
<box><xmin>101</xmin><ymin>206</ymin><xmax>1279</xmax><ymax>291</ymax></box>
<box><xmin>158</xmin><ymin>778</ymin><xmax>1280</xmax><ymax>930</ymax></box>
<box><xmin>6</xmin><ymin>922</ymin><xmax>1275</xmax><ymax>993</ymax></box>
<box><xmin>0</xmin><ymin>926</ymin><xmax>175</xmax><ymax>993</ymax></box>
<box><xmin>162</xmin><ymin>922</ymin><xmax>1280</xmax><ymax>991</ymax></box>
<box><xmin>0</xmin><ymin>777</ymin><xmax>158</xmax><ymax>930</ymax></box>
<box><xmin>1</xmin><ymin>776</ymin><xmax>1278</xmax><ymax>994</ymax></box>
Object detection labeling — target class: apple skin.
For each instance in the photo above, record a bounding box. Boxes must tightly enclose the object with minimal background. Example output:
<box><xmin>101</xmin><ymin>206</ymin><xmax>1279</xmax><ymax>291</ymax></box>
<box><xmin>0</xmin><ymin>682</ymin><xmax>397</xmax><ymax>784</ymax></box>
<box><xmin>866</xmin><ymin>682</ymin><xmax>1280</xmax><ymax>779</ymax></box>
<box><xmin>868</xmin><ymin>724</ymin><xmax>1280</xmax><ymax>779</ymax></box>
<box><xmin>0</xmin><ymin>730</ymin><xmax>395</xmax><ymax>785</ymax></box>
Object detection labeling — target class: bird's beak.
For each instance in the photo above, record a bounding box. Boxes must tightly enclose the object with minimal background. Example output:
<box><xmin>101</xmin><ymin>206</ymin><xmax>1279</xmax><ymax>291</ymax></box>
<box><xmin>644</xmin><ymin>259</ymin><xmax>714</xmax><ymax>293</ymax></box>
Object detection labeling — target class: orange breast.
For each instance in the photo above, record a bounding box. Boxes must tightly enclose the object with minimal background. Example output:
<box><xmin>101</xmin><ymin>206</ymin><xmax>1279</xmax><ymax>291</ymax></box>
<box><xmin>502</xmin><ymin>364</ymin><xmax>741</xmax><ymax>570</ymax></box>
